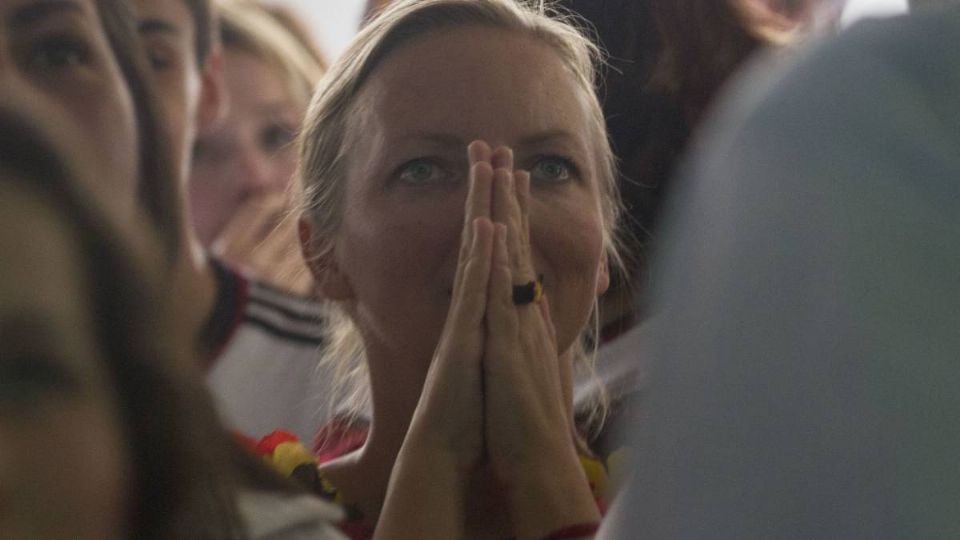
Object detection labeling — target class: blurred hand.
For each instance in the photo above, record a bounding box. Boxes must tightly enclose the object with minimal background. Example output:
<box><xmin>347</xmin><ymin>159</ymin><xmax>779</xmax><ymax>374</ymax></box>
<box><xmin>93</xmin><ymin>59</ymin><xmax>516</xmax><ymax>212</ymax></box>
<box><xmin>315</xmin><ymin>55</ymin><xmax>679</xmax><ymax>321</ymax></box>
<box><xmin>211</xmin><ymin>192</ymin><xmax>314</xmax><ymax>295</ymax></box>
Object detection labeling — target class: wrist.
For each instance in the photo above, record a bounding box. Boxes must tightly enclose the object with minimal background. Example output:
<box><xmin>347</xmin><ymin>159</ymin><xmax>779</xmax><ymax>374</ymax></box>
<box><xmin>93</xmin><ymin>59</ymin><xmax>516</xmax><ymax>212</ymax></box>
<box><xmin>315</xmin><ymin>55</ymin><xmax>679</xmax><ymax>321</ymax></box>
<box><xmin>503</xmin><ymin>447</ymin><xmax>601</xmax><ymax>539</ymax></box>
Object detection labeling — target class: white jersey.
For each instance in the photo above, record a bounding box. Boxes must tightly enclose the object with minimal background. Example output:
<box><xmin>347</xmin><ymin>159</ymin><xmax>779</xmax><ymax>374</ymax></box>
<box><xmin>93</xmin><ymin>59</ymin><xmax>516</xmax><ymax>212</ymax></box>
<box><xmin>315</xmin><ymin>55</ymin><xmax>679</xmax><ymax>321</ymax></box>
<box><xmin>204</xmin><ymin>260</ymin><xmax>332</xmax><ymax>444</ymax></box>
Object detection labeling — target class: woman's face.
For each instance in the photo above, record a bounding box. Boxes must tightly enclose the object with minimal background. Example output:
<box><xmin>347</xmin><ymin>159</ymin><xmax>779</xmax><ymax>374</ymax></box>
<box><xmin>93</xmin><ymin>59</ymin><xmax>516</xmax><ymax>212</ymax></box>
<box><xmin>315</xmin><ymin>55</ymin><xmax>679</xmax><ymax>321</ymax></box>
<box><xmin>0</xmin><ymin>180</ymin><xmax>130</xmax><ymax>539</ymax></box>
<box><xmin>189</xmin><ymin>48</ymin><xmax>303</xmax><ymax>246</ymax></box>
<box><xmin>328</xmin><ymin>26</ymin><xmax>608</xmax><ymax>362</ymax></box>
<box><xmin>0</xmin><ymin>0</ymin><xmax>139</xmax><ymax>218</ymax></box>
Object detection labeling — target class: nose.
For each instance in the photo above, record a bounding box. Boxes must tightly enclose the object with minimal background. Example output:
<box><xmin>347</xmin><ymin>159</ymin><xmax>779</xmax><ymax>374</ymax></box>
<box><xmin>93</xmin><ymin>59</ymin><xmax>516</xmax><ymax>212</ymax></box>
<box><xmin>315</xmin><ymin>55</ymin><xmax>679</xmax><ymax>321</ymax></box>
<box><xmin>237</xmin><ymin>147</ymin><xmax>275</xmax><ymax>198</ymax></box>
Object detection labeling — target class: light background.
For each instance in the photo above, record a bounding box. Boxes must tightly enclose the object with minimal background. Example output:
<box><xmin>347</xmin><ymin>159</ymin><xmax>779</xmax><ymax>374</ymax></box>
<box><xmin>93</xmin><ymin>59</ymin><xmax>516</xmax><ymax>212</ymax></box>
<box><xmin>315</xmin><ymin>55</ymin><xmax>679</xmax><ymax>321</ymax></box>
<box><xmin>268</xmin><ymin>0</ymin><xmax>910</xmax><ymax>63</ymax></box>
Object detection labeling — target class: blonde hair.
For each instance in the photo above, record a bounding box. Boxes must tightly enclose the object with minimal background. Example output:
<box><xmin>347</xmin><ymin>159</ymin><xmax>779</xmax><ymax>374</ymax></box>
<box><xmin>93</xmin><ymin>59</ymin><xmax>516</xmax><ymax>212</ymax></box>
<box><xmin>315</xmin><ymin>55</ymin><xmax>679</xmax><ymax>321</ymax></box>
<box><xmin>297</xmin><ymin>0</ymin><xmax>624</xmax><ymax>423</ymax></box>
<box><xmin>216</xmin><ymin>0</ymin><xmax>324</xmax><ymax>109</ymax></box>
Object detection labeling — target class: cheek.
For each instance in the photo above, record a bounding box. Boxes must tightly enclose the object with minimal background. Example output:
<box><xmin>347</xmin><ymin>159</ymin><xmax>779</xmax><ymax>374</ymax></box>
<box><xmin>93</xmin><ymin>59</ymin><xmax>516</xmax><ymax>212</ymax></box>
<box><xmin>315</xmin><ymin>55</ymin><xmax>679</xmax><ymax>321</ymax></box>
<box><xmin>0</xmin><ymin>402</ymin><xmax>130</xmax><ymax>538</ymax></box>
<box><xmin>271</xmin><ymin>147</ymin><xmax>299</xmax><ymax>191</ymax></box>
<box><xmin>533</xmin><ymin>205</ymin><xmax>606</xmax><ymax>352</ymax></box>
<box><xmin>337</xmin><ymin>191</ymin><xmax>465</xmax><ymax>349</ymax></box>
<box><xmin>188</xmin><ymin>150</ymin><xmax>249</xmax><ymax>244</ymax></box>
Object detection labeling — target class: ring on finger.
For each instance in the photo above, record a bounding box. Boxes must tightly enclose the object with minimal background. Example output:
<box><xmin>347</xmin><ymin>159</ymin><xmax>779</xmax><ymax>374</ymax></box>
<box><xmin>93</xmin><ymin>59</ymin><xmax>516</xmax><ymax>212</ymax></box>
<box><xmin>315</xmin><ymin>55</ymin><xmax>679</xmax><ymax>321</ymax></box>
<box><xmin>512</xmin><ymin>274</ymin><xmax>543</xmax><ymax>306</ymax></box>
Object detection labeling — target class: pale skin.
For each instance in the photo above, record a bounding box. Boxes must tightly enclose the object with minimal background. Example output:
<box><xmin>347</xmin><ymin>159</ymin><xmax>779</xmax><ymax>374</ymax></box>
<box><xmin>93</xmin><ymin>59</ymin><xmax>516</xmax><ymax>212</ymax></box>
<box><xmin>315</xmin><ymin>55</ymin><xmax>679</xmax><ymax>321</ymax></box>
<box><xmin>375</xmin><ymin>142</ymin><xmax>602</xmax><ymax>540</ymax></box>
<box><xmin>303</xmin><ymin>26</ymin><xmax>608</xmax><ymax>539</ymax></box>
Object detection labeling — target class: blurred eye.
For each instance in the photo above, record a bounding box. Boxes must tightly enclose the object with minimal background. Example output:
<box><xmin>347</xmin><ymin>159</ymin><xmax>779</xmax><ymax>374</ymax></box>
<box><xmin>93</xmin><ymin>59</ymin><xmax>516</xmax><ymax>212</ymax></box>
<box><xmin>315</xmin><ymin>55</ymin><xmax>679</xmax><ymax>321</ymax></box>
<box><xmin>397</xmin><ymin>159</ymin><xmax>451</xmax><ymax>186</ymax></box>
<box><xmin>260</xmin><ymin>123</ymin><xmax>295</xmax><ymax>153</ymax></box>
<box><xmin>530</xmin><ymin>156</ymin><xmax>577</xmax><ymax>184</ymax></box>
<box><xmin>0</xmin><ymin>357</ymin><xmax>80</xmax><ymax>413</ymax></box>
<box><xmin>145</xmin><ymin>45</ymin><xmax>174</xmax><ymax>71</ymax></box>
<box><xmin>29</xmin><ymin>35</ymin><xmax>92</xmax><ymax>71</ymax></box>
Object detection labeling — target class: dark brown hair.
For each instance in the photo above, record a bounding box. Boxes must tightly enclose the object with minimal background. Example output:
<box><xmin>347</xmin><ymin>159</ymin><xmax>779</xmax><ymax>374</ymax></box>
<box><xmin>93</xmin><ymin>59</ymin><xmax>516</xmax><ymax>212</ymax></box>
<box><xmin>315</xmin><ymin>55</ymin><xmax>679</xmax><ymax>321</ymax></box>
<box><xmin>0</xmin><ymin>108</ymin><xmax>242</xmax><ymax>537</ymax></box>
<box><xmin>95</xmin><ymin>0</ymin><xmax>182</xmax><ymax>259</ymax></box>
<box><xmin>182</xmin><ymin>0</ymin><xmax>216</xmax><ymax>64</ymax></box>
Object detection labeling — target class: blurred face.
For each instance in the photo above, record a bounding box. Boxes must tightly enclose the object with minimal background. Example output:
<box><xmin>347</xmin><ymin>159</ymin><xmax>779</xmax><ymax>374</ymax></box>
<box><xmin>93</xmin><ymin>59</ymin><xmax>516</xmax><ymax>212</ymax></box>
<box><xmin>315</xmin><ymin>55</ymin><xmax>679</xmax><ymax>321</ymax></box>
<box><xmin>329</xmin><ymin>26</ymin><xmax>608</xmax><ymax>362</ymax></box>
<box><xmin>0</xmin><ymin>180</ymin><xmax>130</xmax><ymax>539</ymax></box>
<box><xmin>0</xmin><ymin>0</ymin><xmax>138</xmax><ymax>218</ymax></box>
<box><xmin>131</xmin><ymin>0</ymin><xmax>202</xmax><ymax>180</ymax></box>
<box><xmin>190</xmin><ymin>48</ymin><xmax>302</xmax><ymax>246</ymax></box>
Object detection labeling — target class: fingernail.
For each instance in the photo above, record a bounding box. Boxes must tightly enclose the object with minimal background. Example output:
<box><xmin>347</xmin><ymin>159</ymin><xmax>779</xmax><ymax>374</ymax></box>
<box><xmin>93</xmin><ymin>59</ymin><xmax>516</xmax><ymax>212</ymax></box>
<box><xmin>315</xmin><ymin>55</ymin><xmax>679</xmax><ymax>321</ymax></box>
<box><xmin>468</xmin><ymin>140</ymin><xmax>487</xmax><ymax>164</ymax></box>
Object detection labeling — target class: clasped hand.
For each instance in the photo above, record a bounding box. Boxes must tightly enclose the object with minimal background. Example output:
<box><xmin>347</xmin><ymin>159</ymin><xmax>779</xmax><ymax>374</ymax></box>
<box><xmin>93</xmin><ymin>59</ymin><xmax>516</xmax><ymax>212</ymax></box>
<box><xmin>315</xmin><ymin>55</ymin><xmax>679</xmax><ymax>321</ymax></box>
<box><xmin>410</xmin><ymin>140</ymin><xmax>577</xmax><ymax>479</ymax></box>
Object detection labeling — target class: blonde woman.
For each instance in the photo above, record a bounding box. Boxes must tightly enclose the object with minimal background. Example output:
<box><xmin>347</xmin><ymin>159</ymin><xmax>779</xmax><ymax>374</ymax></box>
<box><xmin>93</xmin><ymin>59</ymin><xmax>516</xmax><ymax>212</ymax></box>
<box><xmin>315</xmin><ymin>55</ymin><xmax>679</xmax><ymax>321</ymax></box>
<box><xmin>191</xmin><ymin>0</ymin><xmax>323</xmax><ymax>293</ymax></box>
<box><xmin>297</xmin><ymin>1</ymin><xmax>625</xmax><ymax>537</ymax></box>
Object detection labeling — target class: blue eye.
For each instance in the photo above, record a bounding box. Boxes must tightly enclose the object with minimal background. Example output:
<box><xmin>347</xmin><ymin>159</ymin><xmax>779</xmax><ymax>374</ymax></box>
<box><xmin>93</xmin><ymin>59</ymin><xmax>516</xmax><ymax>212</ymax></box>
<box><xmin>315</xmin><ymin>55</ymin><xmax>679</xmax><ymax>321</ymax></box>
<box><xmin>530</xmin><ymin>156</ymin><xmax>576</xmax><ymax>184</ymax></box>
<box><xmin>397</xmin><ymin>159</ymin><xmax>450</xmax><ymax>186</ymax></box>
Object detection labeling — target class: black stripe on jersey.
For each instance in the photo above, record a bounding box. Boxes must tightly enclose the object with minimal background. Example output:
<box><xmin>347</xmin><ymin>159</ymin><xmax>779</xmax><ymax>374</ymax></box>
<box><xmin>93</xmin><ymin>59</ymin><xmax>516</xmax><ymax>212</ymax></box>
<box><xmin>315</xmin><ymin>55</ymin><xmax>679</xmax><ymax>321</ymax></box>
<box><xmin>247</xmin><ymin>289</ymin><xmax>324</xmax><ymax>325</ymax></box>
<box><xmin>243</xmin><ymin>313</ymin><xmax>325</xmax><ymax>346</ymax></box>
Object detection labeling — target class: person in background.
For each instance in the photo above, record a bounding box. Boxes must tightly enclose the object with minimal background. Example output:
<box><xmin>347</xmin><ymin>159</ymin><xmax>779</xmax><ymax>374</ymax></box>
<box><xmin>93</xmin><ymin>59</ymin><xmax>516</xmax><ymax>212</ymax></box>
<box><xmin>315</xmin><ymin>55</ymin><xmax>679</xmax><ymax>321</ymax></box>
<box><xmin>601</xmin><ymin>4</ymin><xmax>960</xmax><ymax>537</ymax></box>
<box><xmin>190</xmin><ymin>0</ymin><xmax>323</xmax><ymax>295</ymax></box>
<box><xmin>132</xmin><ymin>0</ymin><xmax>336</xmax><ymax>445</ymax></box>
<box><xmin>297</xmin><ymin>0</ymin><xmax>625</xmax><ymax>537</ymax></box>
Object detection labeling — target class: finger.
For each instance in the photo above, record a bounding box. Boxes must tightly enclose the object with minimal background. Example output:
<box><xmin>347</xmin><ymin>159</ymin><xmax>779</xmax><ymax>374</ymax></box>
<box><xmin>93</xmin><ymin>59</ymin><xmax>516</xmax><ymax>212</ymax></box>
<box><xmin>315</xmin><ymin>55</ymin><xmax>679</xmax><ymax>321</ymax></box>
<box><xmin>514</xmin><ymin>169</ymin><xmax>532</xmax><ymax>266</ymax></box>
<box><xmin>459</xmin><ymin>141</ymin><xmax>492</xmax><ymax>250</ymax></box>
<box><xmin>213</xmin><ymin>194</ymin><xmax>287</xmax><ymax>262</ymax></box>
<box><xmin>484</xmin><ymin>223</ymin><xmax>519</xmax><ymax>364</ymax></box>
<box><xmin>491</xmin><ymin>145</ymin><xmax>513</xmax><ymax>172</ymax></box>
<box><xmin>447</xmin><ymin>217</ymin><xmax>494</xmax><ymax>333</ymax></box>
<box><xmin>492</xmin><ymin>168</ymin><xmax>535</xmax><ymax>286</ymax></box>
<box><xmin>537</xmin><ymin>293</ymin><xmax>558</xmax><ymax>351</ymax></box>
<box><xmin>455</xmin><ymin>160</ymin><xmax>493</xmax><ymax>295</ymax></box>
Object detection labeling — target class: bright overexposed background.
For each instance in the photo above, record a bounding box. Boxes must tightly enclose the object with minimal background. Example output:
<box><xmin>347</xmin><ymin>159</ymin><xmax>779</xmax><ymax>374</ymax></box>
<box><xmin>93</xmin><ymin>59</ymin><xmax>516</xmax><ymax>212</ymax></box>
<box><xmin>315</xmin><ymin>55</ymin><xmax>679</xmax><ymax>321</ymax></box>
<box><xmin>268</xmin><ymin>0</ymin><xmax>910</xmax><ymax>65</ymax></box>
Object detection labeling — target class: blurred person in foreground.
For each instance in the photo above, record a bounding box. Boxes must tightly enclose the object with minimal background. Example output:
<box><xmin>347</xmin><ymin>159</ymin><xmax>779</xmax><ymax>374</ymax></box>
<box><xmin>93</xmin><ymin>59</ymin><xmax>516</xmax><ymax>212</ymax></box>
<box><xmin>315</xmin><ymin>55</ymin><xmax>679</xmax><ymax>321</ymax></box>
<box><xmin>0</xmin><ymin>108</ymin><xmax>345</xmax><ymax>538</ymax></box>
<box><xmin>601</xmin><ymin>3</ymin><xmax>960</xmax><ymax>537</ymax></box>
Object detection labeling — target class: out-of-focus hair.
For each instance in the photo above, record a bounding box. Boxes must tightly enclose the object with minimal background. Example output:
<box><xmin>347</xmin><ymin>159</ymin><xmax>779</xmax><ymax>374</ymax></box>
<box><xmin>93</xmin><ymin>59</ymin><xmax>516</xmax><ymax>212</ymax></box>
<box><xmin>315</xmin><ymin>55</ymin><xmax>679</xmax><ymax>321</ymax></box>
<box><xmin>0</xmin><ymin>109</ymin><xmax>243</xmax><ymax>538</ymax></box>
<box><xmin>181</xmin><ymin>0</ymin><xmax>217</xmax><ymax>64</ymax></box>
<box><xmin>217</xmin><ymin>0</ymin><xmax>325</xmax><ymax>109</ymax></box>
<box><xmin>297</xmin><ymin>0</ymin><xmax>624</xmax><ymax>423</ymax></box>
<box><xmin>95</xmin><ymin>0</ymin><xmax>181</xmax><ymax>260</ymax></box>
<box><xmin>261</xmin><ymin>3</ymin><xmax>328</xmax><ymax>70</ymax></box>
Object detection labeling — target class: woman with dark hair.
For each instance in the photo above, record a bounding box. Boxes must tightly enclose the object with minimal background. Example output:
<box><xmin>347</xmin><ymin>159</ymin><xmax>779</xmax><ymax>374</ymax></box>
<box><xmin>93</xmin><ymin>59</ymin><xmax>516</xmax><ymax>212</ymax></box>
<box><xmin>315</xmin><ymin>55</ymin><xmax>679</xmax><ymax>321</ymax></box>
<box><xmin>94</xmin><ymin>0</ymin><xmax>182</xmax><ymax>256</ymax></box>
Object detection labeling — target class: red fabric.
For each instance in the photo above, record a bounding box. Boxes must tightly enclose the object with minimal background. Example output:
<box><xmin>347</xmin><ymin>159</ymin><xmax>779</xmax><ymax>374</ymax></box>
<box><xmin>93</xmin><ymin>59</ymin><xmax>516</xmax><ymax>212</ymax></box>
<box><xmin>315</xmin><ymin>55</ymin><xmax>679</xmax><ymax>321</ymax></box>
<box><xmin>313</xmin><ymin>417</ymin><xmax>370</xmax><ymax>464</ymax></box>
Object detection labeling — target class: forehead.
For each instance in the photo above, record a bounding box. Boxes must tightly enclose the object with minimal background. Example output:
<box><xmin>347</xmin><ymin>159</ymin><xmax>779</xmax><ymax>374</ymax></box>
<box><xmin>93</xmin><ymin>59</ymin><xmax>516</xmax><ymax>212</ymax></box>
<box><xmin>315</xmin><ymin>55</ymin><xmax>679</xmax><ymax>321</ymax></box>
<box><xmin>356</xmin><ymin>25</ymin><xmax>594</xmax><ymax>148</ymax></box>
<box><xmin>132</xmin><ymin>0</ymin><xmax>197</xmax><ymax>42</ymax></box>
<box><xmin>1</xmin><ymin>0</ymin><xmax>97</xmax><ymax>27</ymax></box>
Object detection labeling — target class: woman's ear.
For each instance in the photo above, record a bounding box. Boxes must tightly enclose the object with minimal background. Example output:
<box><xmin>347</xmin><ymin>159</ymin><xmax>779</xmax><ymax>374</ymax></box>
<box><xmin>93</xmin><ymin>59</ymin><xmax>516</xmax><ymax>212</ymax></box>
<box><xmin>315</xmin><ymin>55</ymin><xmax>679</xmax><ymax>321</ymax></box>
<box><xmin>596</xmin><ymin>255</ymin><xmax>610</xmax><ymax>296</ymax></box>
<box><xmin>298</xmin><ymin>217</ymin><xmax>353</xmax><ymax>301</ymax></box>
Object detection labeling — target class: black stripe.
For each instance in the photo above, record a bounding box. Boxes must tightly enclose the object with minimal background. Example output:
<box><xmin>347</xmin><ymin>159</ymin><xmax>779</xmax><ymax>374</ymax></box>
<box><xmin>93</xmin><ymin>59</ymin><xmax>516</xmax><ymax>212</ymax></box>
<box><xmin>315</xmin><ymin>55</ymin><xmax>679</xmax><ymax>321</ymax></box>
<box><xmin>248</xmin><ymin>288</ymin><xmax>324</xmax><ymax>324</ymax></box>
<box><xmin>243</xmin><ymin>314</ymin><xmax>325</xmax><ymax>346</ymax></box>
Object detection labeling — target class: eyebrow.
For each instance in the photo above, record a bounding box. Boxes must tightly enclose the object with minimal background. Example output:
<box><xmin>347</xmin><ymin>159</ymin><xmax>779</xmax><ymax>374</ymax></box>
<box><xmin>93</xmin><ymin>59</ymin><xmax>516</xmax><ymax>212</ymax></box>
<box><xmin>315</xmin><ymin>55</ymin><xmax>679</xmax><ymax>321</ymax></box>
<box><xmin>515</xmin><ymin>129</ymin><xmax>582</xmax><ymax>149</ymax></box>
<box><xmin>138</xmin><ymin>18</ymin><xmax>181</xmax><ymax>37</ymax></box>
<box><xmin>11</xmin><ymin>0</ymin><xmax>84</xmax><ymax>28</ymax></box>
<box><xmin>400</xmin><ymin>132</ymin><xmax>468</xmax><ymax>149</ymax></box>
<box><xmin>401</xmin><ymin>130</ymin><xmax>583</xmax><ymax>150</ymax></box>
